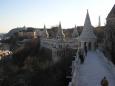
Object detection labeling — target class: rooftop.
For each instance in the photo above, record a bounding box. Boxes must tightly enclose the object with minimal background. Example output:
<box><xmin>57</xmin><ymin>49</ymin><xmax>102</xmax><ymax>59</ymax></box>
<box><xmin>107</xmin><ymin>4</ymin><xmax>115</xmax><ymax>19</ymax></box>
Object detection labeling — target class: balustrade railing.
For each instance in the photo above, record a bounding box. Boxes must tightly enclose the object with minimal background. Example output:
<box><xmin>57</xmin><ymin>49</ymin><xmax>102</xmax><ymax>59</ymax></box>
<box><xmin>68</xmin><ymin>50</ymin><xmax>80</xmax><ymax>86</ymax></box>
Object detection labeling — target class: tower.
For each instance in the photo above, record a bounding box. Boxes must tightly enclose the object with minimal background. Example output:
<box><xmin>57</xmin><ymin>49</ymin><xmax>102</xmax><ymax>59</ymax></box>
<box><xmin>98</xmin><ymin>16</ymin><xmax>101</xmax><ymax>27</ymax></box>
<box><xmin>56</xmin><ymin>22</ymin><xmax>65</xmax><ymax>40</ymax></box>
<box><xmin>79</xmin><ymin>10</ymin><xmax>97</xmax><ymax>50</ymax></box>
<box><xmin>72</xmin><ymin>25</ymin><xmax>79</xmax><ymax>38</ymax></box>
<box><xmin>41</xmin><ymin>24</ymin><xmax>49</xmax><ymax>39</ymax></box>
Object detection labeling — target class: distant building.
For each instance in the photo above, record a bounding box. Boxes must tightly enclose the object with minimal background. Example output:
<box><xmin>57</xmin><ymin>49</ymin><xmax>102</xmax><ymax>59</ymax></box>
<box><xmin>40</xmin><ymin>23</ymin><xmax>79</xmax><ymax>62</ymax></box>
<box><xmin>18</xmin><ymin>27</ymin><xmax>37</xmax><ymax>39</ymax></box>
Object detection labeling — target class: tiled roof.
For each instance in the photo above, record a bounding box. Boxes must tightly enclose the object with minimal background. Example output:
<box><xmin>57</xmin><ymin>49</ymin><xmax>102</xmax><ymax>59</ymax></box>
<box><xmin>107</xmin><ymin>4</ymin><xmax>115</xmax><ymax>19</ymax></box>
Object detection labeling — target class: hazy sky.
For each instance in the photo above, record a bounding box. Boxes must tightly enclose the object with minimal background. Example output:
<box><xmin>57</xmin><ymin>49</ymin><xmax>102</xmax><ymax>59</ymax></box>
<box><xmin>0</xmin><ymin>0</ymin><xmax>115</xmax><ymax>33</ymax></box>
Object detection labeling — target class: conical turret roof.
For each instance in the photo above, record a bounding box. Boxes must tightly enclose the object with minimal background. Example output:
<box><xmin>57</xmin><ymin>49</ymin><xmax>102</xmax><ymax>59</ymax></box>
<box><xmin>79</xmin><ymin>10</ymin><xmax>96</xmax><ymax>42</ymax></box>
<box><xmin>84</xmin><ymin>10</ymin><xmax>91</xmax><ymax>27</ymax></box>
<box><xmin>72</xmin><ymin>25</ymin><xmax>79</xmax><ymax>38</ymax></box>
<box><xmin>56</xmin><ymin>22</ymin><xmax>65</xmax><ymax>39</ymax></box>
<box><xmin>42</xmin><ymin>24</ymin><xmax>49</xmax><ymax>38</ymax></box>
<box><xmin>107</xmin><ymin>4</ymin><xmax>115</xmax><ymax>19</ymax></box>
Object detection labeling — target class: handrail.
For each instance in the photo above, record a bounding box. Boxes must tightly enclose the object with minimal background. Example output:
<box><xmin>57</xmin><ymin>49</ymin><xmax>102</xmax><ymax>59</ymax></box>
<box><xmin>68</xmin><ymin>50</ymin><xmax>80</xmax><ymax>86</ymax></box>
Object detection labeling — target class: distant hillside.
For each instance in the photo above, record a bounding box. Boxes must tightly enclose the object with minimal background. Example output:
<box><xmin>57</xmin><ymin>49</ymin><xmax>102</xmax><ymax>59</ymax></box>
<box><xmin>6</xmin><ymin>27</ymin><xmax>39</xmax><ymax>36</ymax></box>
<box><xmin>0</xmin><ymin>39</ymin><xmax>73</xmax><ymax>86</ymax></box>
<box><xmin>7</xmin><ymin>27</ymin><xmax>26</xmax><ymax>36</ymax></box>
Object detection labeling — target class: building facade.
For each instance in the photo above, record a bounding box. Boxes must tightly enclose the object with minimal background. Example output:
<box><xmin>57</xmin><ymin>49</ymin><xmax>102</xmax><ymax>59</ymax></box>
<box><xmin>104</xmin><ymin>4</ymin><xmax>115</xmax><ymax>62</ymax></box>
<box><xmin>18</xmin><ymin>27</ymin><xmax>37</xmax><ymax>39</ymax></box>
<box><xmin>40</xmin><ymin>10</ymin><xmax>97</xmax><ymax>62</ymax></box>
<box><xmin>40</xmin><ymin>23</ymin><xmax>79</xmax><ymax>62</ymax></box>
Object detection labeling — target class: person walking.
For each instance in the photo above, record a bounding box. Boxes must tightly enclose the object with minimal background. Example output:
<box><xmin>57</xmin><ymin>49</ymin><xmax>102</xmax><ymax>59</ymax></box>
<box><xmin>101</xmin><ymin>77</ymin><xmax>109</xmax><ymax>86</ymax></box>
<box><xmin>84</xmin><ymin>45</ymin><xmax>87</xmax><ymax>56</ymax></box>
<box><xmin>78</xmin><ymin>49</ymin><xmax>84</xmax><ymax>64</ymax></box>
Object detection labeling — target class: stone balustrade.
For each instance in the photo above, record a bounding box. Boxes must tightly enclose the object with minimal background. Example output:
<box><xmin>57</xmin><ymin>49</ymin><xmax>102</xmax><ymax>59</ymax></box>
<box><xmin>68</xmin><ymin>51</ymin><xmax>80</xmax><ymax>86</ymax></box>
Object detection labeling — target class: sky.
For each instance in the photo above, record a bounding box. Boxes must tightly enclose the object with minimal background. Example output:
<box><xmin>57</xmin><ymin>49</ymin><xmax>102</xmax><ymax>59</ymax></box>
<box><xmin>0</xmin><ymin>0</ymin><xmax>115</xmax><ymax>33</ymax></box>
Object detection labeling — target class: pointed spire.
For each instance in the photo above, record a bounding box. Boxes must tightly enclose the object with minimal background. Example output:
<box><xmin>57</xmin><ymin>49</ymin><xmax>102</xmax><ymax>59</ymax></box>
<box><xmin>42</xmin><ymin>24</ymin><xmax>49</xmax><ymax>38</ymax></box>
<box><xmin>75</xmin><ymin>25</ymin><xmax>77</xmax><ymax>28</ymax></box>
<box><xmin>59</xmin><ymin>21</ymin><xmax>62</xmax><ymax>29</ymax></box>
<box><xmin>84</xmin><ymin>9</ymin><xmax>91</xmax><ymax>27</ymax></box>
<box><xmin>79</xmin><ymin>10</ymin><xmax>96</xmax><ymax>42</ymax></box>
<box><xmin>44</xmin><ymin>24</ymin><xmax>46</xmax><ymax>29</ymax></box>
<box><xmin>72</xmin><ymin>25</ymin><xmax>79</xmax><ymax>38</ymax></box>
<box><xmin>98</xmin><ymin>16</ymin><xmax>101</xmax><ymax>27</ymax></box>
<box><xmin>56</xmin><ymin>22</ymin><xmax>65</xmax><ymax>40</ymax></box>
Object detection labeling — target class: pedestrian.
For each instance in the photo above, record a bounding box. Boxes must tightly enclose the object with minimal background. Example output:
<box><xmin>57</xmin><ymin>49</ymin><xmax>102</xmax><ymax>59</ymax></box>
<box><xmin>101</xmin><ymin>76</ymin><xmax>109</xmax><ymax>86</ymax></box>
<box><xmin>78</xmin><ymin>49</ymin><xmax>84</xmax><ymax>64</ymax></box>
<box><xmin>84</xmin><ymin>45</ymin><xmax>87</xmax><ymax>56</ymax></box>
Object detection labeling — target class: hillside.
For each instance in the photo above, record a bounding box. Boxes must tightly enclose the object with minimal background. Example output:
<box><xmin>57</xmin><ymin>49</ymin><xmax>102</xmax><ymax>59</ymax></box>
<box><xmin>0</xmin><ymin>38</ymin><xmax>73</xmax><ymax>86</ymax></box>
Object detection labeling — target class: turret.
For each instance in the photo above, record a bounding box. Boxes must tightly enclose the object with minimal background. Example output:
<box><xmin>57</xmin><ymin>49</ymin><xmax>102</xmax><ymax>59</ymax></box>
<box><xmin>72</xmin><ymin>25</ymin><xmax>79</xmax><ymax>38</ymax></box>
<box><xmin>98</xmin><ymin>16</ymin><xmax>101</xmax><ymax>27</ymax></box>
<box><xmin>79</xmin><ymin>10</ymin><xmax>96</xmax><ymax>42</ymax></box>
<box><xmin>79</xmin><ymin>10</ymin><xmax>97</xmax><ymax>50</ymax></box>
<box><xmin>41</xmin><ymin>24</ymin><xmax>49</xmax><ymax>39</ymax></box>
<box><xmin>56</xmin><ymin>22</ymin><xmax>65</xmax><ymax>40</ymax></box>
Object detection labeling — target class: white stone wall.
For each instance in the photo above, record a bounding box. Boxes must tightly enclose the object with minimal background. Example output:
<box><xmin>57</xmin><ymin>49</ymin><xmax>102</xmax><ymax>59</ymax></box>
<box><xmin>40</xmin><ymin>37</ymin><xmax>79</xmax><ymax>61</ymax></box>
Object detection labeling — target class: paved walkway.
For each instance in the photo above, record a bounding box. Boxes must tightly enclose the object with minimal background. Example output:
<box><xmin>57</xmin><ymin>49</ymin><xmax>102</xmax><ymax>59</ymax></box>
<box><xmin>78</xmin><ymin>51</ymin><xmax>115</xmax><ymax>86</ymax></box>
